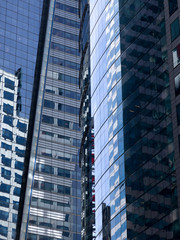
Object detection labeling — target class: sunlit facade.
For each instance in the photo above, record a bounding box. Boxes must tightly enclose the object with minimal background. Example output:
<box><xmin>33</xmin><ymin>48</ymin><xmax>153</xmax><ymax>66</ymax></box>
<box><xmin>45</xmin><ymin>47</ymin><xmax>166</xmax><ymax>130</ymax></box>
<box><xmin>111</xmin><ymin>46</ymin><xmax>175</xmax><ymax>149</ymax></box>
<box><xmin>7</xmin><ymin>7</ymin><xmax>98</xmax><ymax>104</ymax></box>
<box><xmin>90</xmin><ymin>0</ymin><xmax>180</xmax><ymax>239</ymax></box>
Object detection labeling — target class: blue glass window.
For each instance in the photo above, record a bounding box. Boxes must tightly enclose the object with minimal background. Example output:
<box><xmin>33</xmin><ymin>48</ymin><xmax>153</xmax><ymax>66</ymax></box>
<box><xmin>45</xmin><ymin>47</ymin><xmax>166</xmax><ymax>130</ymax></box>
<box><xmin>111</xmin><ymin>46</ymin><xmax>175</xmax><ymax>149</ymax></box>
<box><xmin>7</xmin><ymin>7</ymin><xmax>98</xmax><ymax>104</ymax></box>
<box><xmin>0</xmin><ymin>225</ymin><xmax>8</xmax><ymax>237</ymax></box>
<box><xmin>17</xmin><ymin>121</ymin><xmax>27</xmax><ymax>133</ymax></box>
<box><xmin>15</xmin><ymin>161</ymin><xmax>24</xmax><ymax>171</ymax></box>
<box><xmin>3</xmin><ymin>103</ymin><xmax>13</xmax><ymax>115</ymax></box>
<box><xmin>1</xmin><ymin>154</ymin><xmax>11</xmax><ymax>167</ymax></box>
<box><xmin>169</xmin><ymin>0</ymin><xmax>178</xmax><ymax>15</ymax></box>
<box><xmin>52</xmin><ymin>28</ymin><xmax>78</xmax><ymax>42</ymax></box>
<box><xmin>41</xmin><ymin>164</ymin><xmax>54</xmax><ymax>174</ymax></box>
<box><xmin>1</xmin><ymin>168</ymin><xmax>11</xmax><ymax>180</ymax></box>
<box><xmin>55</xmin><ymin>2</ymin><xmax>78</xmax><ymax>14</ymax></box>
<box><xmin>12</xmin><ymin>229</ymin><xmax>16</xmax><ymax>240</ymax></box>
<box><xmin>0</xmin><ymin>196</ymin><xmax>9</xmax><ymax>208</ymax></box>
<box><xmin>171</xmin><ymin>18</ymin><xmax>180</xmax><ymax>41</ymax></box>
<box><xmin>3</xmin><ymin>115</ymin><xmax>13</xmax><ymax>126</ymax></box>
<box><xmin>15</xmin><ymin>147</ymin><xmax>25</xmax><ymax>157</ymax></box>
<box><xmin>16</xmin><ymin>136</ymin><xmax>26</xmax><ymax>146</ymax></box>
<box><xmin>49</xmin><ymin>56</ymin><xmax>80</xmax><ymax>70</ymax></box>
<box><xmin>13</xmin><ymin>201</ymin><xmax>19</xmax><ymax>210</ymax></box>
<box><xmin>12</xmin><ymin>214</ymin><xmax>17</xmax><ymax>223</ymax></box>
<box><xmin>1</xmin><ymin>142</ymin><xmax>12</xmax><ymax>151</ymax></box>
<box><xmin>2</xmin><ymin>128</ymin><xmax>13</xmax><ymax>141</ymax></box>
<box><xmin>0</xmin><ymin>183</ymin><xmax>11</xmax><ymax>193</ymax></box>
<box><xmin>40</xmin><ymin>182</ymin><xmax>54</xmax><ymax>192</ymax></box>
<box><xmin>0</xmin><ymin>210</ymin><xmax>8</xmax><ymax>221</ymax></box>
<box><xmin>54</xmin><ymin>15</ymin><xmax>80</xmax><ymax>28</ymax></box>
<box><xmin>42</xmin><ymin>115</ymin><xmax>54</xmax><ymax>124</ymax></box>
<box><xmin>44</xmin><ymin>99</ymin><xmax>55</xmax><ymax>109</ymax></box>
<box><xmin>13</xmin><ymin>187</ymin><xmax>21</xmax><ymax>196</ymax></box>
<box><xmin>4</xmin><ymin>91</ymin><xmax>14</xmax><ymax>101</ymax></box>
<box><xmin>15</xmin><ymin>173</ymin><xmax>22</xmax><ymax>184</ymax></box>
<box><xmin>5</xmin><ymin>78</ymin><xmax>14</xmax><ymax>90</ymax></box>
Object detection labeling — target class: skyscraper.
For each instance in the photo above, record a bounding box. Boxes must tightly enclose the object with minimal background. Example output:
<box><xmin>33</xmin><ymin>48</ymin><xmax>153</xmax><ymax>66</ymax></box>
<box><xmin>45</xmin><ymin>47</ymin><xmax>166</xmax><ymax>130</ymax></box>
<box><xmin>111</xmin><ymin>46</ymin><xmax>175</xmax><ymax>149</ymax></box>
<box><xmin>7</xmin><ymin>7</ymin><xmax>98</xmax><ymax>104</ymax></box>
<box><xmin>22</xmin><ymin>1</ymin><xmax>81</xmax><ymax>240</ymax></box>
<box><xmin>0</xmin><ymin>0</ymin><xmax>45</xmax><ymax>239</ymax></box>
<box><xmin>90</xmin><ymin>0</ymin><xmax>180</xmax><ymax>239</ymax></box>
<box><xmin>0</xmin><ymin>0</ymin><xmax>82</xmax><ymax>240</ymax></box>
<box><xmin>79</xmin><ymin>0</ymin><xmax>95</xmax><ymax>239</ymax></box>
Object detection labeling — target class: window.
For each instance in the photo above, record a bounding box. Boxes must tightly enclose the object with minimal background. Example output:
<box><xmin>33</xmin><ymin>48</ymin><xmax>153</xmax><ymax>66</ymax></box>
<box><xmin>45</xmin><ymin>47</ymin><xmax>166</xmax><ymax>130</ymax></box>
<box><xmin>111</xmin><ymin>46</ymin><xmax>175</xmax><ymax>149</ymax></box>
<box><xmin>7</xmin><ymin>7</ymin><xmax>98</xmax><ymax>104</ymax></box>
<box><xmin>0</xmin><ymin>183</ymin><xmax>11</xmax><ymax>193</ymax></box>
<box><xmin>172</xmin><ymin>44</ymin><xmax>180</xmax><ymax>67</ymax></box>
<box><xmin>42</xmin><ymin>115</ymin><xmax>54</xmax><ymax>124</ymax></box>
<box><xmin>0</xmin><ymin>210</ymin><xmax>9</xmax><ymax>221</ymax></box>
<box><xmin>55</xmin><ymin>2</ymin><xmax>78</xmax><ymax>14</ymax></box>
<box><xmin>49</xmin><ymin>56</ymin><xmax>80</xmax><ymax>70</ymax></box>
<box><xmin>52</xmin><ymin>28</ymin><xmax>78</xmax><ymax>42</ymax></box>
<box><xmin>57</xmin><ymin>185</ymin><xmax>70</xmax><ymax>195</ymax></box>
<box><xmin>4</xmin><ymin>91</ymin><xmax>14</xmax><ymax>101</ymax></box>
<box><xmin>13</xmin><ymin>201</ymin><xmax>19</xmax><ymax>210</ymax></box>
<box><xmin>2</xmin><ymin>128</ymin><xmax>13</xmax><ymax>141</ymax></box>
<box><xmin>175</xmin><ymin>73</ymin><xmax>180</xmax><ymax>96</ymax></box>
<box><xmin>12</xmin><ymin>214</ymin><xmax>17</xmax><ymax>223</ymax></box>
<box><xmin>54</xmin><ymin>15</ymin><xmax>80</xmax><ymax>28</ymax></box>
<box><xmin>1</xmin><ymin>168</ymin><xmax>11</xmax><ymax>180</ymax></box>
<box><xmin>3</xmin><ymin>103</ymin><xmax>13</xmax><ymax>115</ymax></box>
<box><xmin>171</xmin><ymin>18</ymin><xmax>180</xmax><ymax>41</ymax></box>
<box><xmin>177</xmin><ymin>103</ymin><xmax>180</xmax><ymax>124</ymax></box>
<box><xmin>3</xmin><ymin>115</ymin><xmax>13</xmax><ymax>126</ymax></box>
<box><xmin>15</xmin><ymin>161</ymin><xmax>24</xmax><ymax>171</ymax></box>
<box><xmin>5</xmin><ymin>78</ymin><xmax>14</xmax><ymax>90</ymax></box>
<box><xmin>16</xmin><ymin>136</ymin><xmax>26</xmax><ymax>146</ymax></box>
<box><xmin>51</xmin><ymin>42</ymin><xmax>79</xmax><ymax>56</ymax></box>
<box><xmin>58</xmin><ymin>168</ymin><xmax>70</xmax><ymax>178</ymax></box>
<box><xmin>0</xmin><ymin>225</ymin><xmax>8</xmax><ymax>237</ymax></box>
<box><xmin>44</xmin><ymin>99</ymin><xmax>55</xmax><ymax>109</ymax></box>
<box><xmin>13</xmin><ymin>187</ymin><xmax>21</xmax><ymax>196</ymax></box>
<box><xmin>2</xmin><ymin>155</ymin><xmax>11</xmax><ymax>167</ymax></box>
<box><xmin>0</xmin><ymin>196</ymin><xmax>9</xmax><ymax>208</ymax></box>
<box><xmin>1</xmin><ymin>142</ymin><xmax>12</xmax><ymax>151</ymax></box>
<box><xmin>15</xmin><ymin>173</ymin><xmax>22</xmax><ymax>184</ymax></box>
<box><xmin>17</xmin><ymin>121</ymin><xmax>27</xmax><ymax>133</ymax></box>
<box><xmin>169</xmin><ymin>0</ymin><xmax>178</xmax><ymax>16</ymax></box>
<box><xmin>15</xmin><ymin>147</ymin><xmax>25</xmax><ymax>157</ymax></box>
<box><xmin>40</xmin><ymin>182</ymin><xmax>54</xmax><ymax>192</ymax></box>
<box><xmin>41</xmin><ymin>164</ymin><xmax>54</xmax><ymax>174</ymax></box>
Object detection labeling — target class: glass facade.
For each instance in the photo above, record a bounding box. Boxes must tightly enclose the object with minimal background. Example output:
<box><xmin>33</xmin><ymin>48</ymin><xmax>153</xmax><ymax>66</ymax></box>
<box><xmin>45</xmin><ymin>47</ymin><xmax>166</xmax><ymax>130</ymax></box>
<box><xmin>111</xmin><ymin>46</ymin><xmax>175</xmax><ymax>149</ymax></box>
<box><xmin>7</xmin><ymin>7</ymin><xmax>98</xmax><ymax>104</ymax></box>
<box><xmin>0</xmin><ymin>1</ymin><xmax>44</xmax><ymax>239</ymax></box>
<box><xmin>79</xmin><ymin>0</ymin><xmax>95</xmax><ymax>239</ymax></box>
<box><xmin>26</xmin><ymin>0</ymin><xmax>81</xmax><ymax>240</ymax></box>
<box><xmin>90</xmin><ymin>0</ymin><xmax>180</xmax><ymax>239</ymax></box>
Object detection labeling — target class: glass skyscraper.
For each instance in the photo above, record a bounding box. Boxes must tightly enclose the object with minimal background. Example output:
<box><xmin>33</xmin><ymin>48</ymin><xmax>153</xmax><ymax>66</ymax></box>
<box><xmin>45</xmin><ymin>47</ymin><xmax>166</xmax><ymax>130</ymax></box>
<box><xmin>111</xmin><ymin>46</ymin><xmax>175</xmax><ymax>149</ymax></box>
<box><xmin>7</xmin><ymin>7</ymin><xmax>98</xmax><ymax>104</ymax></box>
<box><xmin>0</xmin><ymin>0</ymin><xmax>44</xmax><ymax>239</ymax></box>
<box><xmin>24</xmin><ymin>1</ymin><xmax>82</xmax><ymax>240</ymax></box>
<box><xmin>90</xmin><ymin>0</ymin><xmax>180</xmax><ymax>239</ymax></box>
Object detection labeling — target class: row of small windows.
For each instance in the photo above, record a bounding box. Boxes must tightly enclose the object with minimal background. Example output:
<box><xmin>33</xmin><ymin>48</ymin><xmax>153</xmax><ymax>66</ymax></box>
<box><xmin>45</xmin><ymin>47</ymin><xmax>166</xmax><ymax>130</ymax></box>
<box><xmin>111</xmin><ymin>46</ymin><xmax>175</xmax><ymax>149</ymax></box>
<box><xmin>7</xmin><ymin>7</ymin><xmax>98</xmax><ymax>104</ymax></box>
<box><xmin>52</xmin><ymin>28</ymin><xmax>78</xmax><ymax>42</ymax></box>
<box><xmin>27</xmin><ymin>233</ymin><xmax>81</xmax><ymax>240</ymax></box>
<box><xmin>47</xmin><ymin>71</ymin><xmax>78</xmax><ymax>85</ymax></box>
<box><xmin>3</xmin><ymin>115</ymin><xmax>27</xmax><ymax>132</ymax></box>
<box><xmin>1</xmin><ymin>142</ymin><xmax>25</xmax><ymax>156</ymax></box>
<box><xmin>41</xmin><ymin>115</ymin><xmax>80</xmax><ymax>131</ymax></box>
<box><xmin>55</xmin><ymin>2</ymin><xmax>78</xmax><ymax>15</ymax></box>
<box><xmin>54</xmin><ymin>15</ymin><xmax>80</xmax><ymax>29</ymax></box>
<box><xmin>48</xmin><ymin>56</ymin><xmax>80</xmax><ymax>70</ymax></box>
<box><xmin>0</xmin><ymin>183</ymin><xmax>20</xmax><ymax>196</ymax></box>
<box><xmin>36</xmin><ymin>163</ymin><xmax>74</xmax><ymax>179</ymax></box>
<box><xmin>45</xmin><ymin>86</ymin><xmax>80</xmax><ymax>100</ymax></box>
<box><xmin>2</xmin><ymin>129</ymin><xmax>26</xmax><ymax>145</ymax></box>
<box><xmin>41</xmin><ymin>131</ymin><xmax>80</xmax><ymax>147</ymax></box>
<box><xmin>33</xmin><ymin>180</ymin><xmax>81</xmax><ymax>197</ymax></box>
<box><xmin>51</xmin><ymin>42</ymin><xmax>79</xmax><ymax>56</ymax></box>
<box><xmin>44</xmin><ymin>99</ymin><xmax>79</xmax><ymax>115</ymax></box>
<box><xmin>1</xmin><ymin>154</ymin><xmax>24</xmax><ymax>170</ymax></box>
<box><xmin>38</xmin><ymin>147</ymin><xmax>77</xmax><ymax>163</ymax></box>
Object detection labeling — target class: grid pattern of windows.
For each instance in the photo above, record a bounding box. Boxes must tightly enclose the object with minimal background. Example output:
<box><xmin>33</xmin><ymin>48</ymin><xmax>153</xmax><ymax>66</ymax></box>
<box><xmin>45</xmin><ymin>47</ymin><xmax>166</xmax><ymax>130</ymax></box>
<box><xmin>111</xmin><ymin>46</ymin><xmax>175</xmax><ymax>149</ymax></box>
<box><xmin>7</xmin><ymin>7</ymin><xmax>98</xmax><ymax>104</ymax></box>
<box><xmin>0</xmin><ymin>0</ymin><xmax>44</xmax><ymax>238</ymax></box>
<box><xmin>27</xmin><ymin>1</ymin><xmax>81</xmax><ymax>240</ymax></box>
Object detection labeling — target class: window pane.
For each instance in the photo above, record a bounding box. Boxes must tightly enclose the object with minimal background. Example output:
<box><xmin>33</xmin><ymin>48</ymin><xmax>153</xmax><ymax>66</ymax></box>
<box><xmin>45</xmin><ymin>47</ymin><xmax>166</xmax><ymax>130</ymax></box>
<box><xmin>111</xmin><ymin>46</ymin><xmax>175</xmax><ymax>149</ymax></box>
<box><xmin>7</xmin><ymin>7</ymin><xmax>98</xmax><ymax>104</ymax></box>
<box><xmin>171</xmin><ymin>18</ymin><xmax>180</xmax><ymax>41</ymax></box>
<box><xmin>169</xmin><ymin>0</ymin><xmax>178</xmax><ymax>15</ymax></box>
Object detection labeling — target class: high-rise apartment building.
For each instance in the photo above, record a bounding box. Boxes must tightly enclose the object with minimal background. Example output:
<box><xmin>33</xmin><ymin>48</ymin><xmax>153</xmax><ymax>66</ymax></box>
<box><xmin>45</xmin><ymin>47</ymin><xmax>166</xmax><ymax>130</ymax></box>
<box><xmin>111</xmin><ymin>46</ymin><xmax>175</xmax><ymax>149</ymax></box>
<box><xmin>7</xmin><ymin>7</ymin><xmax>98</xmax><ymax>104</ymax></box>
<box><xmin>89</xmin><ymin>0</ymin><xmax>180</xmax><ymax>239</ymax></box>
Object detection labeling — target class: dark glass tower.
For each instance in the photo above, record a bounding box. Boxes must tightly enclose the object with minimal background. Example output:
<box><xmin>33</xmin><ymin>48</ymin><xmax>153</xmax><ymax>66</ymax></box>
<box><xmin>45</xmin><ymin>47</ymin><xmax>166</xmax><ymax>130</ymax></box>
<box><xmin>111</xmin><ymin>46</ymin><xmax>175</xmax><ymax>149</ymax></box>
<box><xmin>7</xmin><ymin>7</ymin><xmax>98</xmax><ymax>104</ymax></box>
<box><xmin>0</xmin><ymin>0</ymin><xmax>44</xmax><ymax>239</ymax></box>
<box><xmin>79</xmin><ymin>0</ymin><xmax>95</xmax><ymax>240</ymax></box>
<box><xmin>90</xmin><ymin>0</ymin><xmax>180</xmax><ymax>239</ymax></box>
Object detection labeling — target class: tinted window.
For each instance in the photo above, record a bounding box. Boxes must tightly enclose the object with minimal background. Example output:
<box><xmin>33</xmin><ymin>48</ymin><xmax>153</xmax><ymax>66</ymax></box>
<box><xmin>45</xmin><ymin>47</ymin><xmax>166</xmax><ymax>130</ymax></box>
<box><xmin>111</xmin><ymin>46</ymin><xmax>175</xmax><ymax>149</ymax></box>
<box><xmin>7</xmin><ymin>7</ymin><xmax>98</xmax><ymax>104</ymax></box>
<box><xmin>42</xmin><ymin>115</ymin><xmax>54</xmax><ymax>124</ymax></box>
<box><xmin>171</xmin><ymin>18</ymin><xmax>180</xmax><ymax>41</ymax></box>
<box><xmin>17</xmin><ymin>121</ymin><xmax>27</xmax><ymax>133</ymax></box>
<box><xmin>4</xmin><ymin>91</ymin><xmax>14</xmax><ymax>101</ymax></box>
<box><xmin>3</xmin><ymin>103</ymin><xmax>13</xmax><ymax>115</ymax></box>
<box><xmin>5</xmin><ymin>78</ymin><xmax>14</xmax><ymax>90</ymax></box>
<box><xmin>169</xmin><ymin>0</ymin><xmax>178</xmax><ymax>15</ymax></box>
<box><xmin>3</xmin><ymin>115</ymin><xmax>13</xmax><ymax>126</ymax></box>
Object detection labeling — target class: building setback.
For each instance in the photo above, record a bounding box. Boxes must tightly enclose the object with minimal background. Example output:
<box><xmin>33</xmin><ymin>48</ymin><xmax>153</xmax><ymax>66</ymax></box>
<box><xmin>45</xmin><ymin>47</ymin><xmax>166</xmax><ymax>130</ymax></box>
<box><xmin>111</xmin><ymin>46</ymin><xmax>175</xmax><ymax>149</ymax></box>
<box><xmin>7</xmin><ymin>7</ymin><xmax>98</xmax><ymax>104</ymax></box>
<box><xmin>90</xmin><ymin>0</ymin><xmax>180</xmax><ymax>239</ymax></box>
